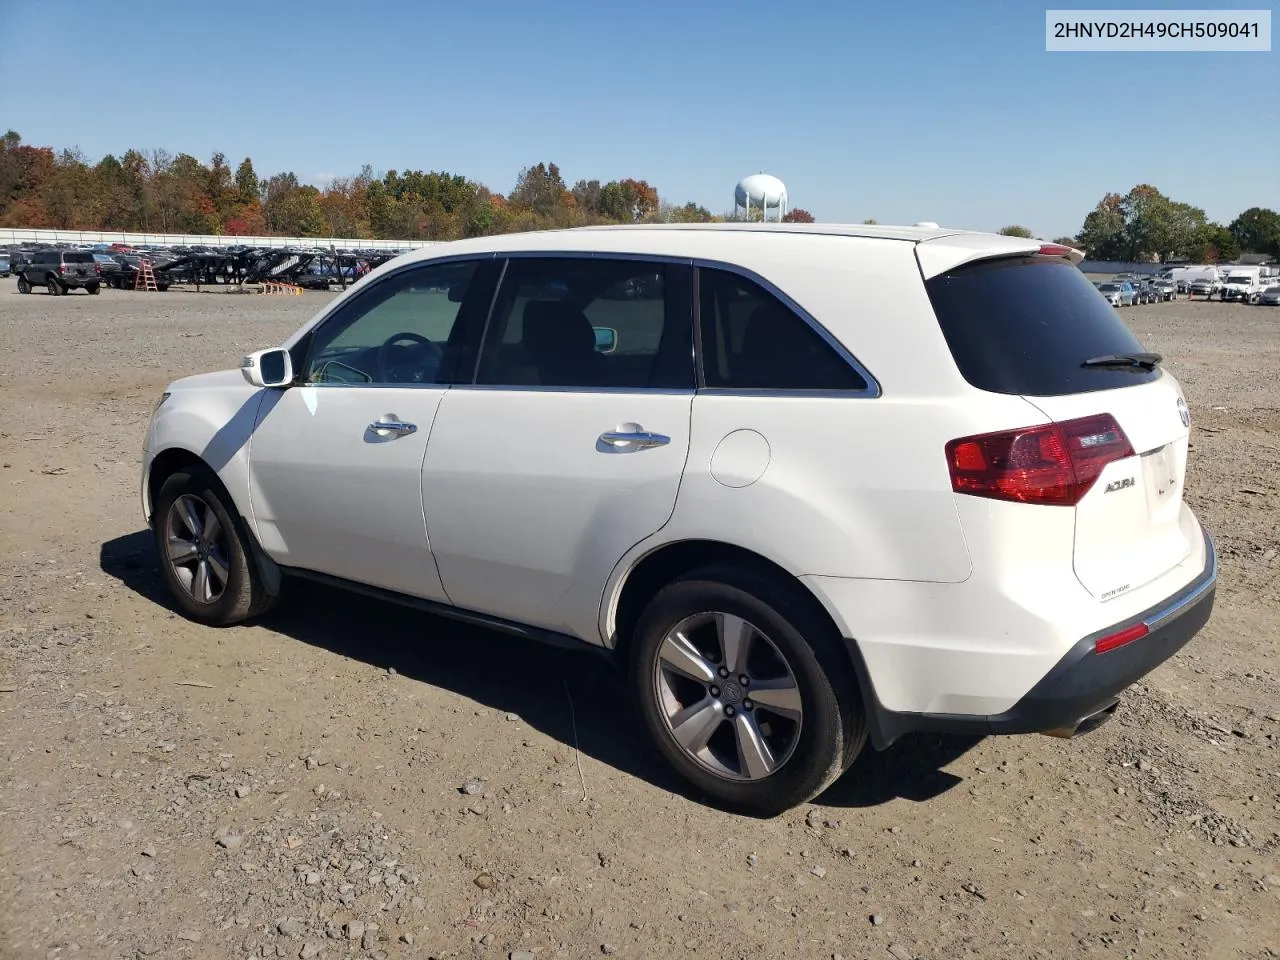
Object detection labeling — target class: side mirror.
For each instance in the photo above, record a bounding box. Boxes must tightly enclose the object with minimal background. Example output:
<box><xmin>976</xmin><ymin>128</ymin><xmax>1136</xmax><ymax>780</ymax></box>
<box><xmin>593</xmin><ymin>326</ymin><xmax>617</xmax><ymax>354</ymax></box>
<box><xmin>240</xmin><ymin>348</ymin><xmax>294</xmax><ymax>388</ymax></box>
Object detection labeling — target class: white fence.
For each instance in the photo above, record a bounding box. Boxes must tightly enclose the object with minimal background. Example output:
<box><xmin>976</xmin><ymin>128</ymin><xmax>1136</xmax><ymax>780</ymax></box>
<box><xmin>0</xmin><ymin>228</ymin><xmax>438</xmax><ymax>252</ymax></box>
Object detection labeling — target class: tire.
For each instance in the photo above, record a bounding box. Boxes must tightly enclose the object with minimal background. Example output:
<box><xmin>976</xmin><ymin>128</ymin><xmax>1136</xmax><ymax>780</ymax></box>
<box><xmin>629</xmin><ymin>566</ymin><xmax>864</xmax><ymax>817</ymax></box>
<box><xmin>152</xmin><ymin>464</ymin><xmax>277</xmax><ymax>626</ymax></box>
<box><xmin>88</xmin><ymin>283</ymin><xmax>100</xmax><ymax>295</ymax></box>
<box><xmin>17</xmin><ymin>277</ymin><xmax>30</xmax><ymax>294</ymax></box>
<box><xmin>47</xmin><ymin>277</ymin><xmax>62</xmax><ymax>296</ymax></box>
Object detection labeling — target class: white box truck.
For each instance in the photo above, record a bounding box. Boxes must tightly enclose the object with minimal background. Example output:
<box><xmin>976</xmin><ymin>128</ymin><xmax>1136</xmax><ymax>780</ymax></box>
<box><xmin>1220</xmin><ymin>265</ymin><xmax>1265</xmax><ymax>303</ymax></box>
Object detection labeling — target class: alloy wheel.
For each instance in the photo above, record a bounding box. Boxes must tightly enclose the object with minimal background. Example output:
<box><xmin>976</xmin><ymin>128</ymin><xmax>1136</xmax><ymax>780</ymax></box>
<box><xmin>653</xmin><ymin>611</ymin><xmax>803</xmax><ymax>781</ymax></box>
<box><xmin>164</xmin><ymin>494</ymin><xmax>230</xmax><ymax>605</ymax></box>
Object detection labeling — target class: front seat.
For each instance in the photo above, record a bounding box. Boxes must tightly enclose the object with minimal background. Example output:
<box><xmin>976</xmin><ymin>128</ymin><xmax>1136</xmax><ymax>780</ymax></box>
<box><xmin>521</xmin><ymin>300</ymin><xmax>606</xmax><ymax>387</ymax></box>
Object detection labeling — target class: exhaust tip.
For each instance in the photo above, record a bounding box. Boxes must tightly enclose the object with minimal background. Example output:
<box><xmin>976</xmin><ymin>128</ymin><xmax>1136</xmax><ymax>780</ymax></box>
<box><xmin>1042</xmin><ymin>699</ymin><xmax>1120</xmax><ymax>739</ymax></box>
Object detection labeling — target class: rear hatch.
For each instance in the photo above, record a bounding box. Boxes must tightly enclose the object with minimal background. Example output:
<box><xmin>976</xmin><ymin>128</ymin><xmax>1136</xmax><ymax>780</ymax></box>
<box><xmin>919</xmin><ymin>245</ymin><xmax>1193</xmax><ymax>601</ymax></box>
<box><xmin>62</xmin><ymin>251</ymin><xmax>96</xmax><ymax>280</ymax></box>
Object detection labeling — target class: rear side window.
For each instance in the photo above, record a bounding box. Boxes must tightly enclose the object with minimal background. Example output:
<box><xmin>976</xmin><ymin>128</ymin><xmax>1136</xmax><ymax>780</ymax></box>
<box><xmin>64</xmin><ymin>252</ymin><xmax>95</xmax><ymax>264</ymax></box>
<box><xmin>698</xmin><ymin>268</ymin><xmax>867</xmax><ymax>391</ymax></box>
<box><xmin>925</xmin><ymin>257</ymin><xmax>1160</xmax><ymax>396</ymax></box>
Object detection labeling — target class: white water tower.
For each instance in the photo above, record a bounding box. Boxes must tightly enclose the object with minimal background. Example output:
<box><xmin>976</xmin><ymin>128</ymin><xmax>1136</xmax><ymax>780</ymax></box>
<box><xmin>734</xmin><ymin>173</ymin><xmax>788</xmax><ymax>222</ymax></box>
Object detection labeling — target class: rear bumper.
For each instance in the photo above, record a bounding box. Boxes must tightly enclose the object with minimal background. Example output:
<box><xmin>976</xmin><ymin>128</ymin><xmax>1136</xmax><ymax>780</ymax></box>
<box><xmin>851</xmin><ymin>528</ymin><xmax>1217</xmax><ymax>749</ymax></box>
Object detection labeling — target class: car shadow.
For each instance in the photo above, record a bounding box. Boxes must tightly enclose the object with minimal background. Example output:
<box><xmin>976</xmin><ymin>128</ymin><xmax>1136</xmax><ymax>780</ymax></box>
<box><xmin>816</xmin><ymin>732</ymin><xmax>980</xmax><ymax>808</ymax></box>
<box><xmin>100</xmin><ymin>530</ymin><xmax>980</xmax><ymax>815</ymax></box>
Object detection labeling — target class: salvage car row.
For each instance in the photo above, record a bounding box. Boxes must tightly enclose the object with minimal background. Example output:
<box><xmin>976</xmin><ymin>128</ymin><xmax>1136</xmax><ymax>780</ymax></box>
<box><xmin>4</xmin><ymin>241</ymin><xmax>412</xmax><ymax>295</ymax></box>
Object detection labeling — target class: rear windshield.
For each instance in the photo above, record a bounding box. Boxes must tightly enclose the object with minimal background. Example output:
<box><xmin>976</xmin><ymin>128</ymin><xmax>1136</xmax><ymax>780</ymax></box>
<box><xmin>64</xmin><ymin>252</ymin><xmax>95</xmax><ymax>264</ymax></box>
<box><xmin>924</xmin><ymin>257</ymin><xmax>1161</xmax><ymax>396</ymax></box>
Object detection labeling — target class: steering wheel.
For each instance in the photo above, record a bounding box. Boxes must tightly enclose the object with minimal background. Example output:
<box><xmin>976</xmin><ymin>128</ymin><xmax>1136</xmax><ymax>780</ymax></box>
<box><xmin>377</xmin><ymin>331</ymin><xmax>444</xmax><ymax>383</ymax></box>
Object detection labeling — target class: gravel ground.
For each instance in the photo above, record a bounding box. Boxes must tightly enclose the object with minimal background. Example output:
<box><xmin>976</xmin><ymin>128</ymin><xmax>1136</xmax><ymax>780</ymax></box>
<box><xmin>1</xmin><ymin>279</ymin><xmax>1278</xmax><ymax>960</ymax></box>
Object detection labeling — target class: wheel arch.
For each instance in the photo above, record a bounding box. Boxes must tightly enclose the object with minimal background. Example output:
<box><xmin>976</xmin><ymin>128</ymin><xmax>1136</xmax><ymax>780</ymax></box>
<box><xmin>145</xmin><ymin>447</ymin><xmax>210</xmax><ymax>523</ymax></box>
<box><xmin>608</xmin><ymin>538</ymin><xmax>857</xmax><ymax>675</ymax></box>
<box><xmin>146</xmin><ymin>445</ymin><xmax>282</xmax><ymax>596</ymax></box>
<box><xmin>613</xmin><ymin>538</ymin><xmax>876</xmax><ymax>781</ymax></box>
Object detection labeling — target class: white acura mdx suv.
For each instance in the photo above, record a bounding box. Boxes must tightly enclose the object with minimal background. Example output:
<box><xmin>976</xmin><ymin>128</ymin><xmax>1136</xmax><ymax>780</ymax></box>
<box><xmin>140</xmin><ymin>223</ymin><xmax>1217</xmax><ymax>816</ymax></box>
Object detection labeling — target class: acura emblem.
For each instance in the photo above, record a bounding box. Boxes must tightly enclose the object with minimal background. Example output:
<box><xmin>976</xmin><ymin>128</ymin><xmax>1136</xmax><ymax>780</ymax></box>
<box><xmin>1177</xmin><ymin>397</ymin><xmax>1190</xmax><ymax>428</ymax></box>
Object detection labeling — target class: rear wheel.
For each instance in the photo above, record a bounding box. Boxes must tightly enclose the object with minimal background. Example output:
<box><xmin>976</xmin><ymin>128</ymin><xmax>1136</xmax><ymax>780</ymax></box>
<box><xmin>629</xmin><ymin>567</ymin><xmax>864</xmax><ymax>816</ymax></box>
<box><xmin>152</xmin><ymin>464</ymin><xmax>277</xmax><ymax>625</ymax></box>
<box><xmin>17</xmin><ymin>277</ymin><xmax>30</xmax><ymax>294</ymax></box>
<box><xmin>88</xmin><ymin>283</ymin><xmax>100</xmax><ymax>295</ymax></box>
<box><xmin>47</xmin><ymin>277</ymin><xmax>62</xmax><ymax>296</ymax></box>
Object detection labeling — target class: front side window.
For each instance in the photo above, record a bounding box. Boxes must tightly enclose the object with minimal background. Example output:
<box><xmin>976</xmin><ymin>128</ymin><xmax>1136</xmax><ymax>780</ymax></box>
<box><xmin>476</xmin><ymin>257</ymin><xmax>693</xmax><ymax>389</ymax></box>
<box><xmin>697</xmin><ymin>268</ymin><xmax>868</xmax><ymax>391</ymax></box>
<box><xmin>303</xmin><ymin>260</ymin><xmax>481</xmax><ymax>386</ymax></box>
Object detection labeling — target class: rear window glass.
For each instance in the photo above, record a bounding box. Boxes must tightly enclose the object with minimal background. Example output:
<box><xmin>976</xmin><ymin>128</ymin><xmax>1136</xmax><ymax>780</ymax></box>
<box><xmin>64</xmin><ymin>252</ymin><xmax>95</xmax><ymax>263</ymax></box>
<box><xmin>924</xmin><ymin>257</ymin><xmax>1161</xmax><ymax>396</ymax></box>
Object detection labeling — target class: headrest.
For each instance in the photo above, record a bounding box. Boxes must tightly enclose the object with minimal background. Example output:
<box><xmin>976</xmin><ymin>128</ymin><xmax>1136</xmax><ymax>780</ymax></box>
<box><xmin>522</xmin><ymin>299</ymin><xmax>595</xmax><ymax>355</ymax></box>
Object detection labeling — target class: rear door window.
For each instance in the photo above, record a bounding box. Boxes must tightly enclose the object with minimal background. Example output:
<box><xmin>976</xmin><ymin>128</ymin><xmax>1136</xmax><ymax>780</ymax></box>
<box><xmin>475</xmin><ymin>257</ymin><xmax>694</xmax><ymax>390</ymax></box>
<box><xmin>64</xmin><ymin>252</ymin><xmax>95</xmax><ymax>264</ymax></box>
<box><xmin>924</xmin><ymin>257</ymin><xmax>1161</xmax><ymax>396</ymax></box>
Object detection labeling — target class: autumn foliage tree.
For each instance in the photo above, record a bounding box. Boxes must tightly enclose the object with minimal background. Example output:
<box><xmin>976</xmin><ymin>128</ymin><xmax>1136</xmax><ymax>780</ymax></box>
<box><xmin>0</xmin><ymin>131</ymin><xmax>802</xmax><ymax>242</ymax></box>
<box><xmin>782</xmin><ymin>208</ymin><xmax>815</xmax><ymax>223</ymax></box>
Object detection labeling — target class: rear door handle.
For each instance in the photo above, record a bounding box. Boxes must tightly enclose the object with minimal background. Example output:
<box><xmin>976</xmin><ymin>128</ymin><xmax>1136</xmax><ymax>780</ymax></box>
<box><xmin>599</xmin><ymin>426</ymin><xmax>670</xmax><ymax>450</ymax></box>
<box><xmin>369</xmin><ymin>416</ymin><xmax>417</xmax><ymax>437</ymax></box>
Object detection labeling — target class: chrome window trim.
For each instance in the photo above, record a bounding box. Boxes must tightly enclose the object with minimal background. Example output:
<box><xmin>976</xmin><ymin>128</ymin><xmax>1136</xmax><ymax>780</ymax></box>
<box><xmin>449</xmin><ymin>384</ymin><xmax>695</xmax><ymax>396</ymax></box>
<box><xmin>499</xmin><ymin>250</ymin><xmax>692</xmax><ymax>265</ymax></box>
<box><xmin>695</xmin><ymin>387</ymin><xmax>881</xmax><ymax>400</ymax></box>
<box><xmin>293</xmin><ymin>381</ymin><xmax>454</xmax><ymax>391</ymax></box>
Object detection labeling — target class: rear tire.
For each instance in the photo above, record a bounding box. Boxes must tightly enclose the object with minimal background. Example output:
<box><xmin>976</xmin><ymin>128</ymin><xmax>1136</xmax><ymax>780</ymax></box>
<box><xmin>152</xmin><ymin>464</ymin><xmax>277</xmax><ymax>626</ymax></box>
<box><xmin>629</xmin><ymin>566</ymin><xmax>864</xmax><ymax>817</ymax></box>
<box><xmin>17</xmin><ymin>277</ymin><xmax>30</xmax><ymax>294</ymax></box>
<box><xmin>47</xmin><ymin>278</ymin><xmax>61</xmax><ymax>296</ymax></box>
<box><xmin>88</xmin><ymin>283</ymin><xmax>100</xmax><ymax>295</ymax></box>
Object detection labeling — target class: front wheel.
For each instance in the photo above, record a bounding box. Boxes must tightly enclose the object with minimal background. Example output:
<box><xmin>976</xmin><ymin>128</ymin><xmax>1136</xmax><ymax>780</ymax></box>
<box><xmin>629</xmin><ymin>568</ymin><xmax>864</xmax><ymax>817</ymax></box>
<box><xmin>152</xmin><ymin>465</ymin><xmax>277</xmax><ymax>625</ymax></box>
<box><xmin>17</xmin><ymin>277</ymin><xmax>30</xmax><ymax>294</ymax></box>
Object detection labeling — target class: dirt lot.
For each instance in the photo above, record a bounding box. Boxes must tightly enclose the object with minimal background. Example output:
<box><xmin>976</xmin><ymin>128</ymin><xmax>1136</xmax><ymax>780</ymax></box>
<box><xmin>1</xmin><ymin>280</ymin><xmax>1277</xmax><ymax>960</ymax></box>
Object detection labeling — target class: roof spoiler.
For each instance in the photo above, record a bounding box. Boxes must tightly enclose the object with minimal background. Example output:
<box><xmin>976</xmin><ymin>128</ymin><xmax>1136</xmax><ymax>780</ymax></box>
<box><xmin>916</xmin><ymin>234</ymin><xmax>1084</xmax><ymax>279</ymax></box>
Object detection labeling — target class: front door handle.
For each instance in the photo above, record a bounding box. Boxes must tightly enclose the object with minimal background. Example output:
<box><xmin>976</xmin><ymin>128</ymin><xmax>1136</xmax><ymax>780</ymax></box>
<box><xmin>369</xmin><ymin>416</ymin><xmax>417</xmax><ymax>437</ymax></box>
<box><xmin>599</xmin><ymin>424</ymin><xmax>670</xmax><ymax>450</ymax></box>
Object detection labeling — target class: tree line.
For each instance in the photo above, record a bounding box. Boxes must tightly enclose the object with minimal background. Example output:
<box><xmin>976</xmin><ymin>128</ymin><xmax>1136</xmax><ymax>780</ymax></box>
<box><xmin>3</xmin><ymin>133</ymin><xmax>1274</xmax><ymax>261</ymax></box>
<box><xmin>0</xmin><ymin>131</ymin><xmax>816</xmax><ymax>241</ymax></box>
<box><xmin>1000</xmin><ymin>186</ymin><xmax>1280</xmax><ymax>263</ymax></box>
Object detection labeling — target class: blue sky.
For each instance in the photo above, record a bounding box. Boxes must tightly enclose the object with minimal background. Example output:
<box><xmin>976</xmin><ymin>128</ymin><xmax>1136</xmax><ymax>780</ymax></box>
<box><xmin>3</xmin><ymin>0</ymin><xmax>1275</xmax><ymax>237</ymax></box>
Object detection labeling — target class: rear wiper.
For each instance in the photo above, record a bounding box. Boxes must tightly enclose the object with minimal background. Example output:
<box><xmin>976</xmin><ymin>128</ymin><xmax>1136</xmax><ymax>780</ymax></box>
<box><xmin>1081</xmin><ymin>352</ymin><xmax>1162</xmax><ymax>371</ymax></box>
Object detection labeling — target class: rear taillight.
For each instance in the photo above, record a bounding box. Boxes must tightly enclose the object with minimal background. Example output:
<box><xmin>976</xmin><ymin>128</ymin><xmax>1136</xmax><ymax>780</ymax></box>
<box><xmin>946</xmin><ymin>413</ymin><xmax>1134</xmax><ymax>507</ymax></box>
<box><xmin>94</xmin><ymin>263</ymin><xmax>101</xmax><ymax>274</ymax></box>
